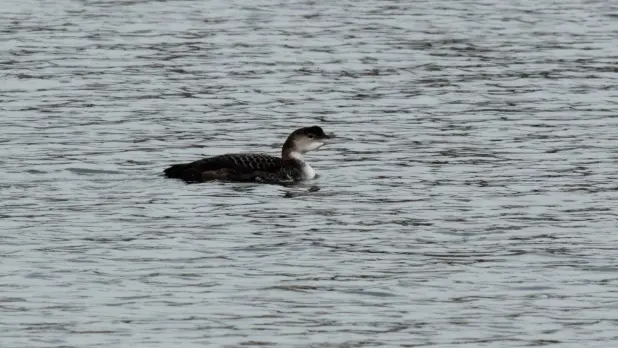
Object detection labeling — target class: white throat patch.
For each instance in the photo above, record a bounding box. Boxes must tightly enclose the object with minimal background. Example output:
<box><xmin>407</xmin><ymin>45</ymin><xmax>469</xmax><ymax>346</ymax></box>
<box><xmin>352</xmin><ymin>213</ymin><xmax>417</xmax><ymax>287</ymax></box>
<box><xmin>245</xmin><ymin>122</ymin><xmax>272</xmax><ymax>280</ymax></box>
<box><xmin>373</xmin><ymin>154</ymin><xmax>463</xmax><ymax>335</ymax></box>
<box><xmin>288</xmin><ymin>151</ymin><xmax>316</xmax><ymax>179</ymax></box>
<box><xmin>301</xmin><ymin>163</ymin><xmax>316</xmax><ymax>179</ymax></box>
<box><xmin>288</xmin><ymin>151</ymin><xmax>304</xmax><ymax>161</ymax></box>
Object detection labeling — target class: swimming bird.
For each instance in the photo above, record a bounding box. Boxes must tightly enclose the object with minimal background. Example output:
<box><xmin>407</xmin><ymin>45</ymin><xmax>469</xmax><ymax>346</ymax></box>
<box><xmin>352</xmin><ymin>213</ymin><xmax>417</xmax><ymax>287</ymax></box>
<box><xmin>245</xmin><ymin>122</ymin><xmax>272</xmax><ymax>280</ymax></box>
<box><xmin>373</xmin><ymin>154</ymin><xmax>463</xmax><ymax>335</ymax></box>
<box><xmin>163</xmin><ymin>126</ymin><xmax>333</xmax><ymax>185</ymax></box>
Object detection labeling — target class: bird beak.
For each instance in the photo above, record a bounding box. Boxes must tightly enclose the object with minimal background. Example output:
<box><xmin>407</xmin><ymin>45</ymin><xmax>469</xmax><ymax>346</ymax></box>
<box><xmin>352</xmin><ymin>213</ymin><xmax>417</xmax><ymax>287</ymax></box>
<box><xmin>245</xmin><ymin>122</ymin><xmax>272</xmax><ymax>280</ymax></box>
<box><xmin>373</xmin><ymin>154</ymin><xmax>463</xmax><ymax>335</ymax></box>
<box><xmin>323</xmin><ymin>133</ymin><xmax>335</xmax><ymax>141</ymax></box>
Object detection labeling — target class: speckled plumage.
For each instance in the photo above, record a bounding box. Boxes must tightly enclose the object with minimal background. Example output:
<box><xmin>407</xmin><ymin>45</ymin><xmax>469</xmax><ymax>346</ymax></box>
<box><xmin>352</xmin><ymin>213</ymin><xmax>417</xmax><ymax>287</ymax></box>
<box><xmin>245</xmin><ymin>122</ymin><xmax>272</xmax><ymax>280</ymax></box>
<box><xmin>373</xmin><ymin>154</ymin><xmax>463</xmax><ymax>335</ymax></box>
<box><xmin>195</xmin><ymin>153</ymin><xmax>282</xmax><ymax>172</ymax></box>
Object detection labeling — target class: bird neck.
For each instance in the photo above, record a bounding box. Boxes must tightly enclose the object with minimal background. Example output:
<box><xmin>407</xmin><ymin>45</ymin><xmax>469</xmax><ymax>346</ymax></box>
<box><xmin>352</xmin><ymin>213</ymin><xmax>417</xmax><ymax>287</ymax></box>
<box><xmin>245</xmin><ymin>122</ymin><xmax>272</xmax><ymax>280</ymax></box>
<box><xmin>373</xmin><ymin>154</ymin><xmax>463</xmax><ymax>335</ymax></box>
<box><xmin>281</xmin><ymin>137</ymin><xmax>304</xmax><ymax>162</ymax></box>
<box><xmin>282</xmin><ymin>149</ymin><xmax>304</xmax><ymax>162</ymax></box>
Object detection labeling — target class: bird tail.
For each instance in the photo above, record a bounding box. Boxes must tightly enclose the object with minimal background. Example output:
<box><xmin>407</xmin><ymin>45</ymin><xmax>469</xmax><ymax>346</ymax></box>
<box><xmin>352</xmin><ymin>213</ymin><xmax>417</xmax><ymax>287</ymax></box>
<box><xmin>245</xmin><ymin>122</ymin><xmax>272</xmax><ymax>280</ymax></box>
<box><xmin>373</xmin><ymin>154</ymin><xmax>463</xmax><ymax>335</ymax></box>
<box><xmin>163</xmin><ymin>163</ymin><xmax>191</xmax><ymax>179</ymax></box>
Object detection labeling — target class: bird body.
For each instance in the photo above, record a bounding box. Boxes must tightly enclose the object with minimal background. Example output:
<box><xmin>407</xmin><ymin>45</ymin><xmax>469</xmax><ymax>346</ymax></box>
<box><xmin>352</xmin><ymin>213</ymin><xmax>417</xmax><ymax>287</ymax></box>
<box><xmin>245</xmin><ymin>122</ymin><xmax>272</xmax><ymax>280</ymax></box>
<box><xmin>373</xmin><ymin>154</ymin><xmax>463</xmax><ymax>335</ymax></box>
<box><xmin>163</xmin><ymin>126</ymin><xmax>332</xmax><ymax>185</ymax></box>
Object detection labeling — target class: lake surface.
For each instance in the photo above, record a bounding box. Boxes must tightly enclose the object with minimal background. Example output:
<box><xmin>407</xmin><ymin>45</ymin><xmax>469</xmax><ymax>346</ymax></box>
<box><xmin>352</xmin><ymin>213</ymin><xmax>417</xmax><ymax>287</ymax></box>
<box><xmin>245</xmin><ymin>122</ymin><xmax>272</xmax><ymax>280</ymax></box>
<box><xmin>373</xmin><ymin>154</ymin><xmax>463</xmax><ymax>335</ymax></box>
<box><xmin>2</xmin><ymin>0</ymin><xmax>618</xmax><ymax>347</ymax></box>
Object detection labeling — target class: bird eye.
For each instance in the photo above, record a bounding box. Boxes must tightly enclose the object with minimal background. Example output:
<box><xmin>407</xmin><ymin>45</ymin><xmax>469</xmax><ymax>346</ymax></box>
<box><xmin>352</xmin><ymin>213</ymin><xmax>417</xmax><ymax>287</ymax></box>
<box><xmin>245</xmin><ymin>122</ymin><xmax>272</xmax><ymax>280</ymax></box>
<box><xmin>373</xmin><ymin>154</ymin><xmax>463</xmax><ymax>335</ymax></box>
<box><xmin>307</xmin><ymin>134</ymin><xmax>315</xmax><ymax>138</ymax></box>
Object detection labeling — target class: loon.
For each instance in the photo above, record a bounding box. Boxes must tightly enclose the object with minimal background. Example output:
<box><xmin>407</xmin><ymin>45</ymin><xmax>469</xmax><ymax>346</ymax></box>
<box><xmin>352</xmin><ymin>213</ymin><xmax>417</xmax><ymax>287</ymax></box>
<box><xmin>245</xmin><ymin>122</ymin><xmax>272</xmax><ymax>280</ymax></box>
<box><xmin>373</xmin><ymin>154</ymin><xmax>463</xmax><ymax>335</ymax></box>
<box><xmin>163</xmin><ymin>126</ymin><xmax>333</xmax><ymax>185</ymax></box>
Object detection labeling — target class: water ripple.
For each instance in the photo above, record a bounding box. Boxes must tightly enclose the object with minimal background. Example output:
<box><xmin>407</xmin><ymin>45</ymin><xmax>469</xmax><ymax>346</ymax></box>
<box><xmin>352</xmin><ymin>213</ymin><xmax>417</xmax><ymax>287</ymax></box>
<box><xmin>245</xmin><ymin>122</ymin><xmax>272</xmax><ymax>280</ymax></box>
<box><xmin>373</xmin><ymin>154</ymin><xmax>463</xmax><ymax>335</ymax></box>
<box><xmin>2</xmin><ymin>0</ymin><xmax>618</xmax><ymax>347</ymax></box>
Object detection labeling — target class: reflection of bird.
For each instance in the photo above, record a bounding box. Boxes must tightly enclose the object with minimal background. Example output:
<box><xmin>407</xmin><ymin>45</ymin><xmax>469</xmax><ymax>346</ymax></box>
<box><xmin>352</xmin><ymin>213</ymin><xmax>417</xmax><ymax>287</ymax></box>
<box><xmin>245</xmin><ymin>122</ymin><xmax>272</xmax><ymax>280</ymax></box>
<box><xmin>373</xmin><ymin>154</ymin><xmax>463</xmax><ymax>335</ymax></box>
<box><xmin>163</xmin><ymin>126</ymin><xmax>333</xmax><ymax>185</ymax></box>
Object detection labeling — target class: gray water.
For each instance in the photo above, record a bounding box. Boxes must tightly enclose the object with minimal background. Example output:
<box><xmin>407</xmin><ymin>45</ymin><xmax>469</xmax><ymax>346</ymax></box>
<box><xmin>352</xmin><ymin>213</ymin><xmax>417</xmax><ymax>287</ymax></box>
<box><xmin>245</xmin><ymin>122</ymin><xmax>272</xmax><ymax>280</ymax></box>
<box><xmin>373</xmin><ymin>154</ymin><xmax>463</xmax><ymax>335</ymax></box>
<box><xmin>2</xmin><ymin>0</ymin><xmax>618</xmax><ymax>347</ymax></box>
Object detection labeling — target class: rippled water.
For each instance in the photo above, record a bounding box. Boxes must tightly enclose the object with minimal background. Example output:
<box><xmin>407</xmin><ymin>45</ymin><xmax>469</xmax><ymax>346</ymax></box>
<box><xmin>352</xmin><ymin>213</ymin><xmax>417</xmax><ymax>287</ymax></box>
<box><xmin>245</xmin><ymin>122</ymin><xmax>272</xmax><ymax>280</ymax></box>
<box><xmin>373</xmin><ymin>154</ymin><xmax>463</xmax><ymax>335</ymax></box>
<box><xmin>2</xmin><ymin>0</ymin><xmax>618</xmax><ymax>346</ymax></box>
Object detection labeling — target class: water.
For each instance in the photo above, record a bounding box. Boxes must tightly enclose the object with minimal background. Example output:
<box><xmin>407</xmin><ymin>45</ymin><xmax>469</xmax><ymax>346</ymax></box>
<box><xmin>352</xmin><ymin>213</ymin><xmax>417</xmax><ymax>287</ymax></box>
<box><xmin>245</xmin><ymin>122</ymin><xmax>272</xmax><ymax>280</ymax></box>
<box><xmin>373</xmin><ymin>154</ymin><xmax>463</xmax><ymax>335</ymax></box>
<box><xmin>2</xmin><ymin>0</ymin><xmax>618</xmax><ymax>346</ymax></box>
